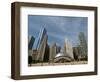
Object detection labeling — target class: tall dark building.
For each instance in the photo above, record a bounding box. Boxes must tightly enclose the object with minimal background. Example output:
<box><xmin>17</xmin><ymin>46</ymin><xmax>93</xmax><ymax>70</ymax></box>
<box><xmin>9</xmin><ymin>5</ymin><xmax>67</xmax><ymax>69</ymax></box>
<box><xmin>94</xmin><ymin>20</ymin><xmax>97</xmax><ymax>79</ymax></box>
<box><xmin>28</xmin><ymin>36</ymin><xmax>35</xmax><ymax>50</ymax></box>
<box><xmin>43</xmin><ymin>44</ymin><xmax>50</xmax><ymax>62</ymax></box>
<box><xmin>56</xmin><ymin>46</ymin><xmax>61</xmax><ymax>54</ymax></box>
<box><xmin>28</xmin><ymin>36</ymin><xmax>35</xmax><ymax>57</ymax></box>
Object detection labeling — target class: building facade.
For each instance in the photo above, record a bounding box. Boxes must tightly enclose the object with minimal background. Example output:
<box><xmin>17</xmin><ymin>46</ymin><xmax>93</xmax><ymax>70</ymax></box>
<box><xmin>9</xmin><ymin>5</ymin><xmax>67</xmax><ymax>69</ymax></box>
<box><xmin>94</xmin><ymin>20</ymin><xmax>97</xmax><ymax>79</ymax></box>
<box><xmin>32</xmin><ymin>28</ymin><xmax>47</xmax><ymax>50</ymax></box>
<box><xmin>28</xmin><ymin>36</ymin><xmax>35</xmax><ymax>57</ymax></box>
<box><xmin>36</xmin><ymin>34</ymin><xmax>48</xmax><ymax>61</ymax></box>
<box><xmin>32</xmin><ymin>28</ymin><xmax>48</xmax><ymax>61</ymax></box>
<box><xmin>62</xmin><ymin>38</ymin><xmax>74</xmax><ymax>60</ymax></box>
<box><xmin>28</xmin><ymin>36</ymin><xmax>35</xmax><ymax>50</ymax></box>
<box><xmin>49</xmin><ymin>42</ymin><xmax>57</xmax><ymax>62</ymax></box>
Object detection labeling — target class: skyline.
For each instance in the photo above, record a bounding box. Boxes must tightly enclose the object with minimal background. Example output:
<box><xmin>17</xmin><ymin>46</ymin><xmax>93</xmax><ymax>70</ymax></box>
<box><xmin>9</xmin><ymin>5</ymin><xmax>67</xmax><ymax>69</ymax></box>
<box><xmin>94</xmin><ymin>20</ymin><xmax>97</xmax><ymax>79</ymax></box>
<box><xmin>28</xmin><ymin>15</ymin><xmax>88</xmax><ymax>47</ymax></box>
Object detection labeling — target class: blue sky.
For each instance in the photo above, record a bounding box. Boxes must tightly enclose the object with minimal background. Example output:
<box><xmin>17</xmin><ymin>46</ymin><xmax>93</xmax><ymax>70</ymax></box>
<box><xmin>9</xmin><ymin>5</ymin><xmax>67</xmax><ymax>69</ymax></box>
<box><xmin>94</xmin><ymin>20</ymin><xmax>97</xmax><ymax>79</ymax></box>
<box><xmin>28</xmin><ymin>15</ymin><xmax>88</xmax><ymax>47</ymax></box>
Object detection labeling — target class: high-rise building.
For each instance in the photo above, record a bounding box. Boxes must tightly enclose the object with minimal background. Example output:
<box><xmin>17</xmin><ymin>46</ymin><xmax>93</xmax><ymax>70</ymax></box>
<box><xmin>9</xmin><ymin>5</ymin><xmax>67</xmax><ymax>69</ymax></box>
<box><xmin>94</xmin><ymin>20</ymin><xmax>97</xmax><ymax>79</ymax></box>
<box><xmin>28</xmin><ymin>36</ymin><xmax>35</xmax><ymax>57</ymax></box>
<box><xmin>28</xmin><ymin>36</ymin><xmax>35</xmax><ymax>50</ymax></box>
<box><xmin>43</xmin><ymin>43</ymin><xmax>50</xmax><ymax>62</ymax></box>
<box><xmin>62</xmin><ymin>38</ymin><xmax>74</xmax><ymax>60</ymax></box>
<box><xmin>56</xmin><ymin>46</ymin><xmax>61</xmax><ymax>54</ymax></box>
<box><xmin>49</xmin><ymin>42</ymin><xmax>57</xmax><ymax>62</ymax></box>
<box><xmin>32</xmin><ymin>27</ymin><xmax>48</xmax><ymax>61</ymax></box>
<box><xmin>32</xmin><ymin>50</ymin><xmax>38</xmax><ymax>61</ymax></box>
<box><xmin>32</xmin><ymin>28</ymin><xmax>47</xmax><ymax>50</ymax></box>
<box><xmin>36</xmin><ymin>34</ymin><xmax>48</xmax><ymax>61</ymax></box>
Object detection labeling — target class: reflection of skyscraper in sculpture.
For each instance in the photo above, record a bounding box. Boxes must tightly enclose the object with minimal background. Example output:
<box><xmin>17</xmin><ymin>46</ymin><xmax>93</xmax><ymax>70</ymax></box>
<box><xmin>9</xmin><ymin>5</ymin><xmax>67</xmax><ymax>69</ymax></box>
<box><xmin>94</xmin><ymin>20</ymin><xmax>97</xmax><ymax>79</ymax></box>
<box><xmin>49</xmin><ymin>42</ymin><xmax>57</xmax><ymax>62</ymax></box>
<box><xmin>62</xmin><ymin>38</ymin><xmax>74</xmax><ymax>59</ymax></box>
<box><xmin>32</xmin><ymin>28</ymin><xmax>48</xmax><ymax>61</ymax></box>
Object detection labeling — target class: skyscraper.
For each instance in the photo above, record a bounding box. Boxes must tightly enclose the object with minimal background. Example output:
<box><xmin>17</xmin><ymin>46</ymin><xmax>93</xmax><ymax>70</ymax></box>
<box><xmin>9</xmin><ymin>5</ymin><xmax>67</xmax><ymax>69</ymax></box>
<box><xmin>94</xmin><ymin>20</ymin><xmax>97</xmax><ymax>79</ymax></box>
<box><xmin>28</xmin><ymin>36</ymin><xmax>35</xmax><ymax>57</ymax></box>
<box><xmin>49</xmin><ymin>42</ymin><xmax>57</xmax><ymax>63</ymax></box>
<box><xmin>32</xmin><ymin>27</ymin><xmax>47</xmax><ymax>50</ymax></box>
<box><xmin>62</xmin><ymin>38</ymin><xmax>74</xmax><ymax>60</ymax></box>
<box><xmin>28</xmin><ymin>36</ymin><xmax>35</xmax><ymax>50</ymax></box>
<box><xmin>32</xmin><ymin>27</ymin><xmax>48</xmax><ymax>61</ymax></box>
<box><xmin>36</xmin><ymin>34</ymin><xmax>48</xmax><ymax>61</ymax></box>
<box><xmin>43</xmin><ymin>43</ymin><xmax>50</xmax><ymax>62</ymax></box>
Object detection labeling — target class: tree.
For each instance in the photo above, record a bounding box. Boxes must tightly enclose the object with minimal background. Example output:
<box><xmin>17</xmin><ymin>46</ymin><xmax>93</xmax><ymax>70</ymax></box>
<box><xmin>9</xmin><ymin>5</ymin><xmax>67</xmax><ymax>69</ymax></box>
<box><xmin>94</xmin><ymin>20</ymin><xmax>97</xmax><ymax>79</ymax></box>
<box><xmin>28</xmin><ymin>56</ymin><xmax>33</xmax><ymax>66</ymax></box>
<box><xmin>78</xmin><ymin>32</ymin><xmax>87</xmax><ymax>60</ymax></box>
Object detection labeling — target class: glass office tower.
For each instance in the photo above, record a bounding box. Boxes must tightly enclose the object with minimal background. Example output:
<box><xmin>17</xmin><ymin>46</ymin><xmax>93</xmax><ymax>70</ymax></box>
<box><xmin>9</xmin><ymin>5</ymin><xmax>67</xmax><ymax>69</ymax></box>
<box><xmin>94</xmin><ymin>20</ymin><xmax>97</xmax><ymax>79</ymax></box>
<box><xmin>32</xmin><ymin>27</ymin><xmax>48</xmax><ymax>61</ymax></box>
<box><xmin>32</xmin><ymin>27</ymin><xmax>47</xmax><ymax>50</ymax></box>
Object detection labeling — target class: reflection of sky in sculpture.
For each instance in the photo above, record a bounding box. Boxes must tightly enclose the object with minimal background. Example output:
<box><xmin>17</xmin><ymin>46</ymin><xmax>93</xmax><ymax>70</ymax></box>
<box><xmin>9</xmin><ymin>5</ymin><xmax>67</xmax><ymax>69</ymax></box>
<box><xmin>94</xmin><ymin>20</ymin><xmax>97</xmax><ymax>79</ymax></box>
<box><xmin>28</xmin><ymin>15</ymin><xmax>88</xmax><ymax>47</ymax></box>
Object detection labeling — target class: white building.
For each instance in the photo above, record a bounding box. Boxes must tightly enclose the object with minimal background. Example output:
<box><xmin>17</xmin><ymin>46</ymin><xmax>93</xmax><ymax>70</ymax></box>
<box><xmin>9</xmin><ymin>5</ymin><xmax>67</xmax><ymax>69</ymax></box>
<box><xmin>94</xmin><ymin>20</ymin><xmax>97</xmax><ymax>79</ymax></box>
<box><xmin>62</xmin><ymin>38</ymin><xmax>74</xmax><ymax>59</ymax></box>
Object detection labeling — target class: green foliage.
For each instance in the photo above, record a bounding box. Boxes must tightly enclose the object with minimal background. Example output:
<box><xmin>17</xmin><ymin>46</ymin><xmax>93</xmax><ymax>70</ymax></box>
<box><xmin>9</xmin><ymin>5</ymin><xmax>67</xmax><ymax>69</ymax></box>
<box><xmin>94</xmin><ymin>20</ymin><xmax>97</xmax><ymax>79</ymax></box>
<box><xmin>78</xmin><ymin>32</ymin><xmax>87</xmax><ymax>57</ymax></box>
<box><xmin>80</xmin><ymin>55</ymin><xmax>88</xmax><ymax>61</ymax></box>
<box><xmin>28</xmin><ymin>56</ymin><xmax>32</xmax><ymax>65</ymax></box>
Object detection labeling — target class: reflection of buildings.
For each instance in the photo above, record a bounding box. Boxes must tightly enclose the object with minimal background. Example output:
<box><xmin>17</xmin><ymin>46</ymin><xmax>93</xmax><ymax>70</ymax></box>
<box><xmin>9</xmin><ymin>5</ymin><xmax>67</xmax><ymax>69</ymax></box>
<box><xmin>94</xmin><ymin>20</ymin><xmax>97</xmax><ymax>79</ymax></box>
<box><xmin>54</xmin><ymin>38</ymin><xmax>74</xmax><ymax>63</ymax></box>
<box><xmin>54</xmin><ymin>53</ymin><xmax>72</xmax><ymax>63</ymax></box>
